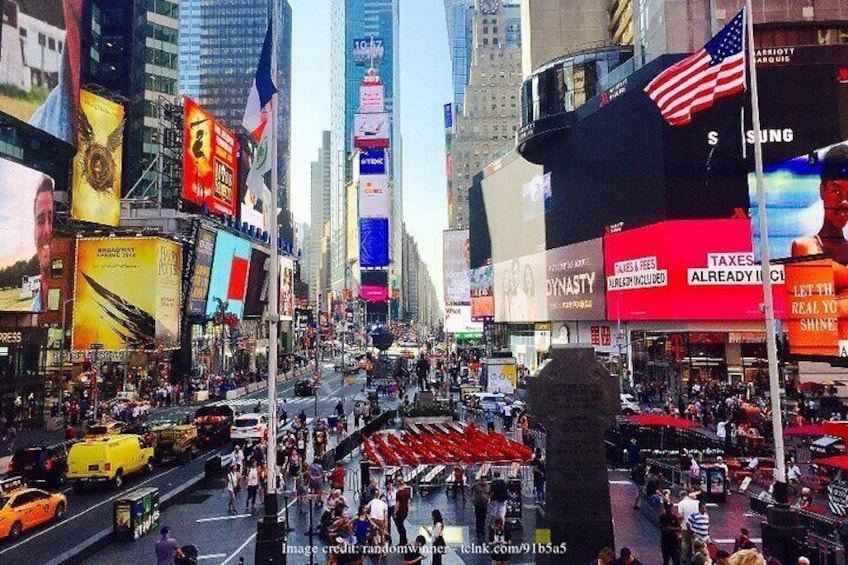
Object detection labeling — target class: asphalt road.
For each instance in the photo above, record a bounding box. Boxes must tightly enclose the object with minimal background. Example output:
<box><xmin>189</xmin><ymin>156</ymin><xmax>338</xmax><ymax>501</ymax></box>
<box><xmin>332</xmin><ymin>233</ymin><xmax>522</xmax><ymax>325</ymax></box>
<box><xmin>0</xmin><ymin>362</ymin><xmax>364</xmax><ymax>564</ymax></box>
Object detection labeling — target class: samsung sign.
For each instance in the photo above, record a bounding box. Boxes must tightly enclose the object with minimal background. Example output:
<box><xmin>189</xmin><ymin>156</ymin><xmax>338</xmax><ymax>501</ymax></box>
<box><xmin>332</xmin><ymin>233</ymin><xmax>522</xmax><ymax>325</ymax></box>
<box><xmin>359</xmin><ymin>149</ymin><xmax>386</xmax><ymax>175</ymax></box>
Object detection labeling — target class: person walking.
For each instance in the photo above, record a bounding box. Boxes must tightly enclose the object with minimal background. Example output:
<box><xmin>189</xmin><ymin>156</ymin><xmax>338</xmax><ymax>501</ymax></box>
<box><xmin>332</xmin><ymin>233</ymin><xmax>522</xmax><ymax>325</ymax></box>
<box><xmin>245</xmin><ymin>460</ymin><xmax>260</xmax><ymax>512</ymax></box>
<box><xmin>395</xmin><ymin>478</ymin><xmax>412</xmax><ymax>546</ymax></box>
<box><xmin>489</xmin><ymin>516</ymin><xmax>512</xmax><ymax>565</ymax></box>
<box><xmin>385</xmin><ymin>479</ymin><xmax>397</xmax><ymax>542</ymax></box>
<box><xmin>424</xmin><ymin>509</ymin><xmax>446</xmax><ymax>565</ymax></box>
<box><xmin>471</xmin><ymin>475</ymin><xmax>490</xmax><ymax>537</ymax></box>
<box><xmin>155</xmin><ymin>526</ymin><xmax>184</xmax><ymax>565</ymax></box>
<box><xmin>687</xmin><ymin>501</ymin><xmax>710</xmax><ymax>547</ymax></box>
<box><xmin>659</xmin><ymin>503</ymin><xmax>681</xmax><ymax>565</ymax></box>
<box><xmin>225</xmin><ymin>466</ymin><xmax>240</xmax><ymax>514</ymax></box>
<box><xmin>532</xmin><ymin>449</ymin><xmax>546</xmax><ymax>505</ymax></box>
<box><xmin>489</xmin><ymin>472</ymin><xmax>509</xmax><ymax>526</ymax></box>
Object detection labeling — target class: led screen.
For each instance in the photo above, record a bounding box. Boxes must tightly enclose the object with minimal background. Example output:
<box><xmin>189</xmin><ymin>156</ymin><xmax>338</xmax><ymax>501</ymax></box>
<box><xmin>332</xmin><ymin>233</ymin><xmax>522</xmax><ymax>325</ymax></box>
<box><xmin>443</xmin><ymin>229</ymin><xmax>470</xmax><ymax>305</ymax></box>
<box><xmin>361</xmin><ymin>270</ymin><xmax>388</xmax><ymax>303</ymax></box>
<box><xmin>243</xmin><ymin>248</ymin><xmax>270</xmax><ymax>317</ymax></box>
<box><xmin>205</xmin><ymin>231</ymin><xmax>251</xmax><ymax>319</ymax></box>
<box><xmin>470</xmin><ymin>265</ymin><xmax>494</xmax><ymax>321</ymax></box>
<box><xmin>186</xmin><ymin>227</ymin><xmax>216</xmax><ymax>317</ymax></box>
<box><xmin>280</xmin><ymin>255</ymin><xmax>294</xmax><ymax>321</ymax></box>
<box><xmin>360</xmin><ymin>218</ymin><xmax>389</xmax><ymax>268</ymax></box>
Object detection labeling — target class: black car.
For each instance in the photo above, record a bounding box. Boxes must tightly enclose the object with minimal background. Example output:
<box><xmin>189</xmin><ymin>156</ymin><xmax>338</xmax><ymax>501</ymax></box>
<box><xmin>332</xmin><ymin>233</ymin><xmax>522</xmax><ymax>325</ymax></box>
<box><xmin>294</xmin><ymin>379</ymin><xmax>317</xmax><ymax>397</ymax></box>
<box><xmin>9</xmin><ymin>441</ymin><xmax>75</xmax><ymax>488</ymax></box>
<box><xmin>194</xmin><ymin>405</ymin><xmax>234</xmax><ymax>446</ymax></box>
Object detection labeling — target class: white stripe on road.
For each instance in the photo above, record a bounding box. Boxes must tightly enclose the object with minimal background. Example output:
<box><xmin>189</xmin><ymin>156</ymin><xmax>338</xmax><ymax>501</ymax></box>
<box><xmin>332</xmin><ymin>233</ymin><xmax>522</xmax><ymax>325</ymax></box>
<box><xmin>609</xmin><ymin>480</ymin><xmax>632</xmax><ymax>485</ymax></box>
<box><xmin>713</xmin><ymin>538</ymin><xmax>762</xmax><ymax>544</ymax></box>
<box><xmin>219</xmin><ymin>497</ymin><xmax>299</xmax><ymax>565</ymax></box>
<box><xmin>196</xmin><ymin>514</ymin><xmax>252</xmax><ymax>523</ymax></box>
<box><xmin>198</xmin><ymin>554</ymin><xmax>227</xmax><ymax>560</ymax></box>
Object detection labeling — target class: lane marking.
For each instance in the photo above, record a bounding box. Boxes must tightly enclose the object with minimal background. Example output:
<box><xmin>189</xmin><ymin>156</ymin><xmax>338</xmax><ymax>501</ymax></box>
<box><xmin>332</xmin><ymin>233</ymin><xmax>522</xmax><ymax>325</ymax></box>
<box><xmin>608</xmin><ymin>480</ymin><xmax>632</xmax><ymax>485</ymax></box>
<box><xmin>198</xmin><ymin>554</ymin><xmax>227</xmax><ymax>560</ymax></box>
<box><xmin>0</xmin><ymin>464</ymin><xmax>183</xmax><ymax>556</ymax></box>
<box><xmin>713</xmin><ymin>538</ymin><xmax>762</xmax><ymax>544</ymax></box>
<box><xmin>219</xmin><ymin>497</ymin><xmax>298</xmax><ymax>565</ymax></box>
<box><xmin>196</xmin><ymin>514</ymin><xmax>252</xmax><ymax>523</ymax></box>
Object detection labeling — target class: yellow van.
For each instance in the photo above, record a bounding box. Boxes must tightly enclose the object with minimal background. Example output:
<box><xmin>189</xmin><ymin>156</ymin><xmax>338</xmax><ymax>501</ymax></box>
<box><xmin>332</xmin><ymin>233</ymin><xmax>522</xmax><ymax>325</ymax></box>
<box><xmin>67</xmin><ymin>434</ymin><xmax>155</xmax><ymax>491</ymax></box>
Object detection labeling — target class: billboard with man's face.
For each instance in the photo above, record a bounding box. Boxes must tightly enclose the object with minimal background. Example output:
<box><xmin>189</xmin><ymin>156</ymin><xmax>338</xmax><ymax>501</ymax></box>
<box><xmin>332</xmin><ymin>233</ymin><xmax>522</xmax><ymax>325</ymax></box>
<box><xmin>0</xmin><ymin>0</ymin><xmax>83</xmax><ymax>146</ymax></box>
<box><xmin>72</xmin><ymin>89</ymin><xmax>124</xmax><ymax>226</ymax></box>
<box><xmin>72</xmin><ymin>238</ymin><xmax>182</xmax><ymax>351</ymax></box>
<box><xmin>183</xmin><ymin>97</ymin><xmax>239</xmax><ymax>217</ymax></box>
<box><xmin>0</xmin><ymin>158</ymin><xmax>54</xmax><ymax>312</ymax></box>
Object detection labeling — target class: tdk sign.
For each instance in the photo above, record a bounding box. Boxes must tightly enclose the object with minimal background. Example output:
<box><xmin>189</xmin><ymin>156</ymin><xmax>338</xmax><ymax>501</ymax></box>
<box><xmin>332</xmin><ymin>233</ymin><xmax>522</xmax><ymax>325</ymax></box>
<box><xmin>359</xmin><ymin>149</ymin><xmax>386</xmax><ymax>175</ymax></box>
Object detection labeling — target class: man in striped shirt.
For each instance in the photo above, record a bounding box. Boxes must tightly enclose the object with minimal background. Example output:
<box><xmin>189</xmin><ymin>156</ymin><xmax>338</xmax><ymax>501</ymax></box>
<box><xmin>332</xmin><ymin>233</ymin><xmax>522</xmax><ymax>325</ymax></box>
<box><xmin>687</xmin><ymin>501</ymin><xmax>711</xmax><ymax>545</ymax></box>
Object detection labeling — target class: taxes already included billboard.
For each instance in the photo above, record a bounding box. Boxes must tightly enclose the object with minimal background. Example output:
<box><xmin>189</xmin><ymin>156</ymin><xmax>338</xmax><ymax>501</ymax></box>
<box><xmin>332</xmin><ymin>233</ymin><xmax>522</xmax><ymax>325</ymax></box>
<box><xmin>546</xmin><ymin>238</ymin><xmax>605</xmax><ymax>321</ymax></box>
<box><xmin>359</xmin><ymin>175</ymin><xmax>389</xmax><ymax>218</ymax></box>
<box><xmin>354</xmin><ymin>113</ymin><xmax>390</xmax><ymax>149</ymax></box>
<box><xmin>186</xmin><ymin>227</ymin><xmax>217</xmax><ymax>317</ymax></box>
<box><xmin>444</xmin><ymin>229</ymin><xmax>470</xmax><ymax>305</ymax></box>
<box><xmin>0</xmin><ymin>0</ymin><xmax>82</xmax><ymax>146</ymax></box>
<box><xmin>205</xmin><ymin>231</ymin><xmax>251</xmax><ymax>319</ymax></box>
<box><xmin>72</xmin><ymin>90</ymin><xmax>124</xmax><ymax>226</ymax></box>
<box><xmin>360</xmin><ymin>218</ymin><xmax>389</xmax><ymax>268</ymax></box>
<box><xmin>183</xmin><ymin>97</ymin><xmax>239</xmax><ymax>217</ymax></box>
<box><xmin>280</xmin><ymin>255</ymin><xmax>295</xmax><ymax>321</ymax></box>
<box><xmin>0</xmin><ymin>158</ymin><xmax>54</xmax><ymax>312</ymax></box>
<box><xmin>359</xmin><ymin>149</ymin><xmax>386</xmax><ymax>175</ymax></box>
<box><xmin>72</xmin><ymin>238</ymin><xmax>182</xmax><ymax>351</ymax></box>
<box><xmin>604</xmin><ymin>219</ymin><xmax>786</xmax><ymax>320</ymax></box>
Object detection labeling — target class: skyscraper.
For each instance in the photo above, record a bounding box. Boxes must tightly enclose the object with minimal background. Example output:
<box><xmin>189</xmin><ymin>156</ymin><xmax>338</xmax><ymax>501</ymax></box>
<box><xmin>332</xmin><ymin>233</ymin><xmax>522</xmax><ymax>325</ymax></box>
<box><xmin>330</xmin><ymin>0</ymin><xmax>401</xmax><ymax>297</ymax></box>
<box><xmin>447</xmin><ymin>0</ymin><xmax>522</xmax><ymax>229</ymax></box>
<box><xmin>444</xmin><ymin>0</ymin><xmax>474</xmax><ymax>111</ymax></box>
<box><xmin>178</xmin><ymin>0</ymin><xmax>293</xmax><ymax>238</ymax></box>
<box><xmin>308</xmin><ymin>131</ymin><xmax>332</xmax><ymax>308</ymax></box>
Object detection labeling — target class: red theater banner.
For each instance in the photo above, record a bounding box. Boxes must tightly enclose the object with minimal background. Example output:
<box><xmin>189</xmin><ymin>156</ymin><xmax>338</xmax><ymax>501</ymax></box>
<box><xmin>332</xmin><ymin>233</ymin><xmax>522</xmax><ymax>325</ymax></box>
<box><xmin>604</xmin><ymin>219</ymin><xmax>786</xmax><ymax>320</ymax></box>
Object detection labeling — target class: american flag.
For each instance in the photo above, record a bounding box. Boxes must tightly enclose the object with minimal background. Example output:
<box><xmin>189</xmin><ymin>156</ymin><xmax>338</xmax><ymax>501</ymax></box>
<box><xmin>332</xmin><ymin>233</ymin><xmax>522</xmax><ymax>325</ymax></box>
<box><xmin>645</xmin><ymin>9</ymin><xmax>746</xmax><ymax>126</ymax></box>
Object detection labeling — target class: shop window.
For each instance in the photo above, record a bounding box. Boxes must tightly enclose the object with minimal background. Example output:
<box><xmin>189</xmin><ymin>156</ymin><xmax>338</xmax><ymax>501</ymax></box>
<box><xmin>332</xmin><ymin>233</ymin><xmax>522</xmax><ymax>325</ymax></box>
<box><xmin>48</xmin><ymin>288</ymin><xmax>60</xmax><ymax>311</ymax></box>
<box><xmin>51</xmin><ymin>258</ymin><xmax>63</xmax><ymax>278</ymax></box>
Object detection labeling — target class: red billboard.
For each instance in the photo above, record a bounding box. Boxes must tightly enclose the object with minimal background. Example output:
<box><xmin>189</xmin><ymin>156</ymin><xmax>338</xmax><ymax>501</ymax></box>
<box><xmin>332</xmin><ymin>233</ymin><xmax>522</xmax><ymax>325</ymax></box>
<box><xmin>183</xmin><ymin>97</ymin><xmax>239</xmax><ymax>217</ymax></box>
<box><xmin>784</xmin><ymin>259</ymin><xmax>847</xmax><ymax>357</ymax></box>
<box><xmin>604</xmin><ymin>219</ymin><xmax>786</xmax><ymax>320</ymax></box>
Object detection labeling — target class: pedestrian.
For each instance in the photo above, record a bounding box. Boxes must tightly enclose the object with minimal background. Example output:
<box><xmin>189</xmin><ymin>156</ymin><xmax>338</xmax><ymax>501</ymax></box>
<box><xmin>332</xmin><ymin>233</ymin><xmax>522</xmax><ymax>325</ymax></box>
<box><xmin>329</xmin><ymin>461</ymin><xmax>347</xmax><ymax>491</ymax></box>
<box><xmin>385</xmin><ymin>479</ymin><xmax>397</xmax><ymax>542</ymax></box>
<box><xmin>488</xmin><ymin>516</ymin><xmax>512</xmax><ymax>564</ymax></box>
<box><xmin>686</xmin><ymin>501</ymin><xmax>710</xmax><ymax>546</ymax></box>
<box><xmin>733</xmin><ymin>528</ymin><xmax>756</xmax><ymax>552</ymax></box>
<box><xmin>233</xmin><ymin>444</ymin><xmax>245</xmax><ymax>476</ymax></box>
<box><xmin>451</xmin><ymin>464</ymin><xmax>466</xmax><ymax>499</ymax></box>
<box><xmin>395</xmin><ymin>478</ymin><xmax>411</xmax><ymax>546</ymax></box>
<box><xmin>246</xmin><ymin>460</ymin><xmax>260</xmax><ymax>511</ymax></box>
<box><xmin>353</xmin><ymin>504</ymin><xmax>371</xmax><ymax>546</ymax></box>
<box><xmin>489</xmin><ymin>471</ymin><xmax>509</xmax><ymax>526</ymax></box>
<box><xmin>532</xmin><ymin>448</ymin><xmax>545</xmax><ymax>505</ymax></box>
<box><xmin>286</xmin><ymin>451</ymin><xmax>301</xmax><ymax>492</ymax></box>
<box><xmin>424</xmin><ymin>509</ymin><xmax>446</xmax><ymax>565</ymax></box>
<box><xmin>226</xmin><ymin>466</ymin><xmax>240</xmax><ymax>513</ymax></box>
<box><xmin>763</xmin><ymin>549</ymin><xmax>784</xmax><ymax>565</ymax></box>
<box><xmin>797</xmin><ymin>558</ymin><xmax>810</xmax><ymax>565</ymax></box>
<box><xmin>677</xmin><ymin>490</ymin><xmax>700</xmax><ymax>563</ymax></box>
<box><xmin>308</xmin><ymin>460</ymin><xmax>324</xmax><ymax>506</ymax></box>
<box><xmin>155</xmin><ymin>526</ymin><xmax>184</xmax><ymax>565</ymax></box>
<box><xmin>366</xmin><ymin>491</ymin><xmax>389</xmax><ymax>543</ymax></box>
<box><xmin>715</xmin><ymin>549</ymin><xmax>731</xmax><ymax>565</ymax></box>
<box><xmin>659</xmin><ymin>503</ymin><xmax>681</xmax><ymax>565</ymax></box>
<box><xmin>728</xmin><ymin>549</ymin><xmax>765</xmax><ymax>565</ymax></box>
<box><xmin>593</xmin><ymin>548</ymin><xmax>616</xmax><ymax>565</ymax></box>
<box><xmin>485</xmin><ymin>410</ymin><xmax>496</xmax><ymax>433</ymax></box>
<box><xmin>613</xmin><ymin>547</ymin><xmax>644</xmax><ymax>565</ymax></box>
<box><xmin>626</xmin><ymin>438</ymin><xmax>641</xmax><ymax>471</ymax></box>
<box><xmin>471</xmin><ymin>475</ymin><xmax>490</xmax><ymax>536</ymax></box>
<box><xmin>362</xmin><ymin>478</ymin><xmax>379</xmax><ymax>507</ymax></box>
<box><xmin>403</xmin><ymin>534</ymin><xmax>427</xmax><ymax>565</ymax></box>
<box><xmin>691</xmin><ymin>539</ymin><xmax>710</xmax><ymax>565</ymax></box>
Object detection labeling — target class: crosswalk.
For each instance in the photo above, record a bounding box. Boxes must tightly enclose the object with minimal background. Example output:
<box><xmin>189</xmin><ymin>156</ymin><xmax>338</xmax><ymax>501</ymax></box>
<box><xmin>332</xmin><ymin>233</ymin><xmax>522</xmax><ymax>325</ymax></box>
<box><xmin>208</xmin><ymin>395</ymin><xmax>315</xmax><ymax>409</ymax></box>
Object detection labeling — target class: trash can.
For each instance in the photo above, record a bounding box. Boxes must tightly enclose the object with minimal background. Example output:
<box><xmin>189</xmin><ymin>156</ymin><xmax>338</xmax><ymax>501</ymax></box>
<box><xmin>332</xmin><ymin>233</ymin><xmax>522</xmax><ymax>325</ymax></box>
<box><xmin>113</xmin><ymin>487</ymin><xmax>160</xmax><ymax>541</ymax></box>
<box><xmin>701</xmin><ymin>464</ymin><xmax>727</xmax><ymax>503</ymax></box>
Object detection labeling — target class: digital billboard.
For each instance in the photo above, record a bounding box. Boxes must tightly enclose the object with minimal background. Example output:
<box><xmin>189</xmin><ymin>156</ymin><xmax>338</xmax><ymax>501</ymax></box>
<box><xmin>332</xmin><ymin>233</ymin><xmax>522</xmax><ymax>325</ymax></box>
<box><xmin>0</xmin><ymin>0</ymin><xmax>82</xmax><ymax>146</ymax></box>
<box><xmin>784</xmin><ymin>259</ymin><xmax>846</xmax><ymax>357</ymax></box>
<box><xmin>444</xmin><ymin>305</ymin><xmax>484</xmax><ymax>334</ymax></box>
<box><xmin>359</xmin><ymin>81</ymin><xmax>384</xmax><ymax>113</ymax></box>
<box><xmin>444</xmin><ymin>229</ymin><xmax>470</xmax><ymax>305</ymax></box>
<box><xmin>546</xmin><ymin>238</ymin><xmax>606</xmax><ymax>321</ymax></box>
<box><xmin>243</xmin><ymin>248</ymin><xmax>270</xmax><ymax>317</ymax></box>
<box><xmin>72</xmin><ymin>238</ymin><xmax>182</xmax><ymax>351</ymax></box>
<box><xmin>72</xmin><ymin>89</ymin><xmax>124</xmax><ymax>226</ymax></box>
<box><xmin>360</xmin><ymin>218</ymin><xmax>389</xmax><ymax>268</ymax></box>
<box><xmin>352</xmin><ymin>37</ymin><xmax>385</xmax><ymax>67</ymax></box>
<box><xmin>205</xmin><ymin>231</ymin><xmax>251</xmax><ymax>319</ymax></box>
<box><xmin>481</xmin><ymin>151</ymin><xmax>546</xmax><ymax>264</ymax></box>
<box><xmin>493</xmin><ymin>251</ymin><xmax>546</xmax><ymax>323</ymax></box>
<box><xmin>359</xmin><ymin>149</ymin><xmax>386</xmax><ymax>176</ymax></box>
<box><xmin>183</xmin><ymin>97</ymin><xmax>239</xmax><ymax>217</ymax></box>
<box><xmin>280</xmin><ymin>255</ymin><xmax>294</xmax><ymax>321</ymax></box>
<box><xmin>470</xmin><ymin>265</ymin><xmax>494</xmax><ymax>321</ymax></box>
<box><xmin>361</xmin><ymin>270</ymin><xmax>388</xmax><ymax>303</ymax></box>
<box><xmin>603</xmin><ymin>219</ymin><xmax>786</xmax><ymax>320</ymax></box>
<box><xmin>186</xmin><ymin>227</ymin><xmax>217</xmax><ymax>317</ymax></box>
<box><xmin>0</xmin><ymin>158</ymin><xmax>54</xmax><ymax>312</ymax></box>
<box><xmin>359</xmin><ymin>175</ymin><xmax>389</xmax><ymax>218</ymax></box>
<box><xmin>353</xmin><ymin>113</ymin><xmax>390</xmax><ymax>149</ymax></box>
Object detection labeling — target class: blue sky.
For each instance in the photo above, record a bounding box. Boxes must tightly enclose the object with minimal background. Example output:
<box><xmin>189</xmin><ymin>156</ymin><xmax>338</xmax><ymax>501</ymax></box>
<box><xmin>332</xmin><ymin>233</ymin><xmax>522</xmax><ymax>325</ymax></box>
<box><xmin>290</xmin><ymin>0</ymin><xmax>451</xmax><ymax>303</ymax></box>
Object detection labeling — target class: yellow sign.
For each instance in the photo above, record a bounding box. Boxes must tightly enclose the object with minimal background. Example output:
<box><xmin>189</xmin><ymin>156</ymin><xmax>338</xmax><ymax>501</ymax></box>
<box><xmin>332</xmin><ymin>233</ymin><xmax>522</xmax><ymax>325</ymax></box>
<box><xmin>72</xmin><ymin>90</ymin><xmax>125</xmax><ymax>226</ymax></box>
<box><xmin>72</xmin><ymin>238</ymin><xmax>181</xmax><ymax>351</ymax></box>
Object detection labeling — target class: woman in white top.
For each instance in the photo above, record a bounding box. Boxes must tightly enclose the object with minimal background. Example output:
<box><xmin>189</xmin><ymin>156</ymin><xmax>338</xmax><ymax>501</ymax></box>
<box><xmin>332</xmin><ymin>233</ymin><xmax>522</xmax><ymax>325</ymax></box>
<box><xmin>246</xmin><ymin>460</ymin><xmax>260</xmax><ymax>511</ymax></box>
<box><xmin>424</xmin><ymin>508</ymin><xmax>446</xmax><ymax>565</ymax></box>
<box><xmin>385</xmin><ymin>480</ymin><xmax>397</xmax><ymax>540</ymax></box>
<box><xmin>225</xmin><ymin>467</ymin><xmax>240</xmax><ymax>514</ymax></box>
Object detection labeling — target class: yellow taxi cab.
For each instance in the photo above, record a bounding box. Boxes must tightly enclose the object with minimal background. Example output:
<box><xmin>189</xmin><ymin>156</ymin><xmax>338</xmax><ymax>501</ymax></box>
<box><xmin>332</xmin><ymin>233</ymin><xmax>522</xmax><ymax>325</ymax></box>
<box><xmin>0</xmin><ymin>477</ymin><xmax>67</xmax><ymax>539</ymax></box>
<box><xmin>84</xmin><ymin>420</ymin><xmax>126</xmax><ymax>439</ymax></box>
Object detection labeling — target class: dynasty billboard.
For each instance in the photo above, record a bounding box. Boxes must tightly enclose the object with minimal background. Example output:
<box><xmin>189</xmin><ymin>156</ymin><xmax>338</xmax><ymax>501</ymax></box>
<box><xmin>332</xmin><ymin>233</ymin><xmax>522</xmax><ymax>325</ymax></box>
<box><xmin>603</xmin><ymin>219</ymin><xmax>786</xmax><ymax>320</ymax></box>
<box><xmin>0</xmin><ymin>0</ymin><xmax>82</xmax><ymax>146</ymax></box>
<box><xmin>186</xmin><ymin>227</ymin><xmax>217</xmax><ymax>317</ymax></box>
<box><xmin>444</xmin><ymin>229</ymin><xmax>470</xmax><ymax>305</ymax></box>
<box><xmin>0</xmin><ymin>158</ymin><xmax>54</xmax><ymax>312</ymax></box>
<box><xmin>205</xmin><ymin>231</ymin><xmax>251</xmax><ymax>319</ymax></box>
<box><xmin>72</xmin><ymin>90</ymin><xmax>124</xmax><ymax>226</ymax></box>
<box><xmin>546</xmin><ymin>238</ymin><xmax>606</xmax><ymax>320</ymax></box>
<box><xmin>72</xmin><ymin>238</ymin><xmax>182</xmax><ymax>351</ymax></box>
<box><xmin>183</xmin><ymin>97</ymin><xmax>239</xmax><ymax>217</ymax></box>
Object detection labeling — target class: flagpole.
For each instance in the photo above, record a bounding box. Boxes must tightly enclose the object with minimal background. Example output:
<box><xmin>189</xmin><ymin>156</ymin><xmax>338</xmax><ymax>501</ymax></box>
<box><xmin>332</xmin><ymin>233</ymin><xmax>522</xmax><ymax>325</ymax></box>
<box><xmin>745</xmin><ymin>0</ymin><xmax>787</xmax><ymax>502</ymax></box>
<box><xmin>255</xmin><ymin>1</ymin><xmax>285</xmax><ymax>563</ymax></box>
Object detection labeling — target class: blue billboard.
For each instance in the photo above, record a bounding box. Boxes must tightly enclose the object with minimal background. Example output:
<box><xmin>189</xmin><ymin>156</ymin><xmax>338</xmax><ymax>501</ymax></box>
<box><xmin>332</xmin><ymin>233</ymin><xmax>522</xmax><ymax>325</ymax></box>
<box><xmin>359</xmin><ymin>149</ymin><xmax>386</xmax><ymax>175</ymax></box>
<box><xmin>444</xmin><ymin>103</ymin><xmax>453</xmax><ymax>129</ymax></box>
<box><xmin>360</xmin><ymin>218</ymin><xmax>389</xmax><ymax>268</ymax></box>
<box><xmin>205</xmin><ymin>231</ymin><xmax>252</xmax><ymax>319</ymax></box>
